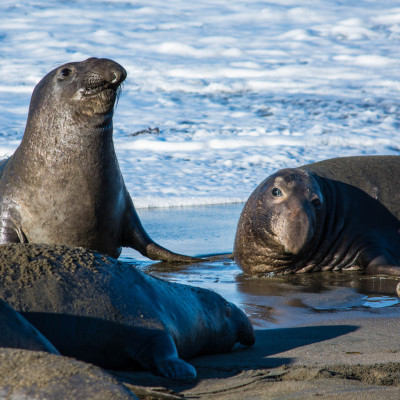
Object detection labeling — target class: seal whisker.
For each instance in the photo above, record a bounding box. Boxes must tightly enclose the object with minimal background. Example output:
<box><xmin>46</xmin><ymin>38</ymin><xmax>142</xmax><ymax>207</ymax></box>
<box><xmin>115</xmin><ymin>84</ymin><xmax>123</xmax><ymax>109</ymax></box>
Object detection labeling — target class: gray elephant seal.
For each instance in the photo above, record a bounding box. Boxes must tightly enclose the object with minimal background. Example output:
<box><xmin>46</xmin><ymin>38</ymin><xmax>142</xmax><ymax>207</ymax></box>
<box><xmin>0</xmin><ymin>243</ymin><xmax>255</xmax><ymax>382</ymax></box>
<box><xmin>0</xmin><ymin>348</ymin><xmax>137</xmax><ymax>399</ymax></box>
<box><xmin>0</xmin><ymin>298</ymin><xmax>58</xmax><ymax>354</ymax></box>
<box><xmin>234</xmin><ymin>156</ymin><xmax>400</xmax><ymax>276</ymax></box>
<box><xmin>0</xmin><ymin>57</ymin><xmax>197</xmax><ymax>262</ymax></box>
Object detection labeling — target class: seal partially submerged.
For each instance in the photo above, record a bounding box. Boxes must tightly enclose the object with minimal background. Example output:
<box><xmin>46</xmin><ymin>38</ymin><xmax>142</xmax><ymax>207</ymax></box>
<box><xmin>0</xmin><ymin>243</ymin><xmax>255</xmax><ymax>381</ymax></box>
<box><xmin>234</xmin><ymin>156</ymin><xmax>400</xmax><ymax>276</ymax></box>
<box><xmin>0</xmin><ymin>58</ymin><xmax>197</xmax><ymax>262</ymax></box>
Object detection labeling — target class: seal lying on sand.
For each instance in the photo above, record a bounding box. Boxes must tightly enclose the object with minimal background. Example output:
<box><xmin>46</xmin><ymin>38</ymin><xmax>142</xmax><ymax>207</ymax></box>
<box><xmin>0</xmin><ymin>348</ymin><xmax>137</xmax><ymax>400</ymax></box>
<box><xmin>0</xmin><ymin>58</ymin><xmax>197</xmax><ymax>262</ymax></box>
<box><xmin>0</xmin><ymin>298</ymin><xmax>58</xmax><ymax>354</ymax></box>
<box><xmin>234</xmin><ymin>156</ymin><xmax>400</xmax><ymax>275</ymax></box>
<box><xmin>0</xmin><ymin>243</ymin><xmax>255</xmax><ymax>381</ymax></box>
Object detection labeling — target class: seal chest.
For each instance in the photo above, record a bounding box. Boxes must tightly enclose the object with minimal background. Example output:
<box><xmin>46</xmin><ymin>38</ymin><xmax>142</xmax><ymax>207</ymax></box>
<box><xmin>234</xmin><ymin>156</ymin><xmax>400</xmax><ymax>276</ymax></box>
<box><xmin>0</xmin><ymin>58</ymin><xmax>199</xmax><ymax>263</ymax></box>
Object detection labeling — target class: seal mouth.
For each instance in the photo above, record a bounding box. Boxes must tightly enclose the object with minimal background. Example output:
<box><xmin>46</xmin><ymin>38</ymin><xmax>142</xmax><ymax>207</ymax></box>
<box><xmin>238</xmin><ymin>321</ymin><xmax>255</xmax><ymax>346</ymax></box>
<box><xmin>81</xmin><ymin>80</ymin><xmax>123</xmax><ymax>114</ymax></box>
<box><xmin>234</xmin><ymin>306</ymin><xmax>255</xmax><ymax>346</ymax></box>
<box><xmin>83</xmin><ymin>81</ymin><xmax>119</xmax><ymax>98</ymax></box>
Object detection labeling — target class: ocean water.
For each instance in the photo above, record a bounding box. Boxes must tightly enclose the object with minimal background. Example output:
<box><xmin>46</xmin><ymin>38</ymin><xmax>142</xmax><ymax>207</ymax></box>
<box><xmin>1</xmin><ymin>1</ymin><xmax>400</xmax><ymax>327</ymax></box>
<box><xmin>0</xmin><ymin>0</ymin><xmax>399</xmax><ymax>207</ymax></box>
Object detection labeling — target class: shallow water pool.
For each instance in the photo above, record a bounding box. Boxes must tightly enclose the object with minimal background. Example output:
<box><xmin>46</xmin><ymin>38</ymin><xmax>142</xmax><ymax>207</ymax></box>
<box><xmin>120</xmin><ymin>204</ymin><xmax>400</xmax><ymax>329</ymax></box>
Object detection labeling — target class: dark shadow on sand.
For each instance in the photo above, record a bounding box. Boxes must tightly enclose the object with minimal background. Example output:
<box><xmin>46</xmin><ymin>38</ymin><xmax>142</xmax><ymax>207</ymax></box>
<box><xmin>249</xmin><ymin>325</ymin><xmax>358</xmax><ymax>367</ymax></box>
<box><xmin>113</xmin><ymin>324</ymin><xmax>358</xmax><ymax>391</ymax></box>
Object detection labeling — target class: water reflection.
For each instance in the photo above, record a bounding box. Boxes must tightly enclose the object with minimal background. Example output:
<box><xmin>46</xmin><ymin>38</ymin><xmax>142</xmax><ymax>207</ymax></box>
<box><xmin>121</xmin><ymin>256</ymin><xmax>400</xmax><ymax>329</ymax></box>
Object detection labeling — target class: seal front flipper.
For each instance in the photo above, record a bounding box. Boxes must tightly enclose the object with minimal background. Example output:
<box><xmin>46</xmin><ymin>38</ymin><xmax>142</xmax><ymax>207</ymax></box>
<box><xmin>155</xmin><ymin>357</ymin><xmax>197</xmax><ymax>382</ymax></box>
<box><xmin>122</xmin><ymin>198</ymin><xmax>203</xmax><ymax>264</ymax></box>
<box><xmin>130</xmin><ymin>332</ymin><xmax>197</xmax><ymax>382</ymax></box>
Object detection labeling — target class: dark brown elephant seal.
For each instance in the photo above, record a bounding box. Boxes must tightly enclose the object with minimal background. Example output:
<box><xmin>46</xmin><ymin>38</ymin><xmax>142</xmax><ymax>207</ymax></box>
<box><xmin>234</xmin><ymin>156</ymin><xmax>400</xmax><ymax>276</ymax></box>
<box><xmin>0</xmin><ymin>57</ymin><xmax>197</xmax><ymax>262</ymax></box>
<box><xmin>0</xmin><ymin>298</ymin><xmax>58</xmax><ymax>354</ymax></box>
<box><xmin>0</xmin><ymin>243</ymin><xmax>254</xmax><ymax>382</ymax></box>
<box><xmin>0</xmin><ymin>348</ymin><xmax>137</xmax><ymax>399</ymax></box>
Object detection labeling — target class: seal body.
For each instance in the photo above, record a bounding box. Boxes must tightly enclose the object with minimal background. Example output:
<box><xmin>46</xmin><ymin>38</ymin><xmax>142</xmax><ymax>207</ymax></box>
<box><xmin>0</xmin><ymin>243</ymin><xmax>255</xmax><ymax>381</ymax></box>
<box><xmin>0</xmin><ymin>58</ymin><xmax>196</xmax><ymax>262</ymax></box>
<box><xmin>234</xmin><ymin>156</ymin><xmax>400</xmax><ymax>276</ymax></box>
<box><xmin>0</xmin><ymin>349</ymin><xmax>137</xmax><ymax>400</ymax></box>
<box><xmin>0</xmin><ymin>299</ymin><xmax>58</xmax><ymax>354</ymax></box>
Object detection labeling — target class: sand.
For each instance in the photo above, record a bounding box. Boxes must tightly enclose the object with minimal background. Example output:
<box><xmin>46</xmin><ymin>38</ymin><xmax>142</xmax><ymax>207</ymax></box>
<box><xmin>0</xmin><ymin>348</ymin><xmax>137</xmax><ymax>399</ymax></box>
<box><xmin>113</xmin><ymin>315</ymin><xmax>400</xmax><ymax>399</ymax></box>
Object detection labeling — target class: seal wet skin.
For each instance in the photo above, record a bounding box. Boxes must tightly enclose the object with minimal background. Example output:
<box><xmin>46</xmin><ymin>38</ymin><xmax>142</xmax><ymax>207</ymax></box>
<box><xmin>0</xmin><ymin>58</ymin><xmax>198</xmax><ymax>263</ymax></box>
<box><xmin>0</xmin><ymin>243</ymin><xmax>255</xmax><ymax>382</ymax></box>
<box><xmin>234</xmin><ymin>156</ymin><xmax>400</xmax><ymax>276</ymax></box>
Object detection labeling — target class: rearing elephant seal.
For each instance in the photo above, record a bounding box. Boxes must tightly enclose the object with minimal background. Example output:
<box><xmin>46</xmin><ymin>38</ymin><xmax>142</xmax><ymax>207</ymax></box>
<box><xmin>0</xmin><ymin>58</ymin><xmax>197</xmax><ymax>262</ymax></box>
<box><xmin>234</xmin><ymin>156</ymin><xmax>400</xmax><ymax>275</ymax></box>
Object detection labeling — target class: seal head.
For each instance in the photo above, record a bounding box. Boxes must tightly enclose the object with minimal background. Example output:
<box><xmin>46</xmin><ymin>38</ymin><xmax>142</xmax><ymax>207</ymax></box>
<box><xmin>234</xmin><ymin>168</ymin><xmax>324</xmax><ymax>274</ymax></box>
<box><xmin>27</xmin><ymin>57</ymin><xmax>125</xmax><ymax>132</ymax></box>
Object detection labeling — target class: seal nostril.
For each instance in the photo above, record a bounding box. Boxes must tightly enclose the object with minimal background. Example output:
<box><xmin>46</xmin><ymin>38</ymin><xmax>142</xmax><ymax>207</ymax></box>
<box><xmin>111</xmin><ymin>72</ymin><xmax>118</xmax><ymax>84</ymax></box>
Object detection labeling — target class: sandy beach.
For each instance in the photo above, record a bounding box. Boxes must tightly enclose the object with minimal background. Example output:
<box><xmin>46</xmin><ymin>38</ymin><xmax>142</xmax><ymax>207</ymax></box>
<box><xmin>114</xmin><ymin>314</ymin><xmax>400</xmax><ymax>399</ymax></box>
<box><xmin>1</xmin><ymin>1</ymin><xmax>400</xmax><ymax>398</ymax></box>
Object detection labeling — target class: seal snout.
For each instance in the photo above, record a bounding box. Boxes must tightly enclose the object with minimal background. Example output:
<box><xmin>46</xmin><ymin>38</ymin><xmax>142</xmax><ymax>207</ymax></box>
<box><xmin>233</xmin><ymin>305</ymin><xmax>255</xmax><ymax>346</ymax></box>
<box><xmin>83</xmin><ymin>57</ymin><xmax>127</xmax><ymax>90</ymax></box>
<box><xmin>100</xmin><ymin>60</ymin><xmax>126</xmax><ymax>89</ymax></box>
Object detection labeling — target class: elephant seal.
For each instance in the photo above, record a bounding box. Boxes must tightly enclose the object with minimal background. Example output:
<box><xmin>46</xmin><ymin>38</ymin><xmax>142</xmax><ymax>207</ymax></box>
<box><xmin>0</xmin><ymin>243</ymin><xmax>255</xmax><ymax>382</ymax></box>
<box><xmin>0</xmin><ymin>348</ymin><xmax>137</xmax><ymax>399</ymax></box>
<box><xmin>0</xmin><ymin>58</ymin><xmax>197</xmax><ymax>263</ymax></box>
<box><xmin>0</xmin><ymin>298</ymin><xmax>58</xmax><ymax>354</ymax></box>
<box><xmin>234</xmin><ymin>156</ymin><xmax>400</xmax><ymax>276</ymax></box>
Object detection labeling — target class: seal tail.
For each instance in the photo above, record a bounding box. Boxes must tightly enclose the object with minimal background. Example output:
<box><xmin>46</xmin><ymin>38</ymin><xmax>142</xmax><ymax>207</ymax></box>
<box><xmin>123</xmin><ymin>202</ymin><xmax>203</xmax><ymax>263</ymax></box>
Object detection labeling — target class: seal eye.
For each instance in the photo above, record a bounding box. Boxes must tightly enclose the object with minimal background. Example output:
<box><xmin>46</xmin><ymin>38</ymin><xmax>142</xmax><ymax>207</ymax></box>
<box><xmin>272</xmin><ymin>188</ymin><xmax>282</xmax><ymax>197</ymax></box>
<box><xmin>312</xmin><ymin>198</ymin><xmax>321</xmax><ymax>209</ymax></box>
<box><xmin>59</xmin><ymin>68</ymin><xmax>72</xmax><ymax>78</ymax></box>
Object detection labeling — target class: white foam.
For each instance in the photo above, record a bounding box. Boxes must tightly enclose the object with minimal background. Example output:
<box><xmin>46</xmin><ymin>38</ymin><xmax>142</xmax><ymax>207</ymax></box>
<box><xmin>0</xmin><ymin>0</ymin><xmax>398</xmax><ymax>208</ymax></box>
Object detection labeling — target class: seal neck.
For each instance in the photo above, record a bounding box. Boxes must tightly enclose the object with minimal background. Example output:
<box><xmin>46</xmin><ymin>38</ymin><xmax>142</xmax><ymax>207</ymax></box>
<box><xmin>12</xmin><ymin>116</ymin><xmax>118</xmax><ymax>195</ymax></box>
<box><xmin>20</xmin><ymin>114</ymin><xmax>114</xmax><ymax>162</ymax></box>
<box><xmin>295</xmin><ymin>175</ymin><xmax>360</xmax><ymax>272</ymax></box>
